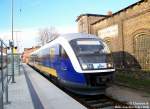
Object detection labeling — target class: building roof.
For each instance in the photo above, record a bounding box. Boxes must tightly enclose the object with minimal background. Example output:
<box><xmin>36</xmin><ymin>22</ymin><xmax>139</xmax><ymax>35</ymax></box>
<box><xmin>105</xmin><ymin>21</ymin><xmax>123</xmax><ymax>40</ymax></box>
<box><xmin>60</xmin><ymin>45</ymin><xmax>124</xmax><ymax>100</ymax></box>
<box><xmin>76</xmin><ymin>13</ymin><xmax>108</xmax><ymax>21</ymax></box>
<box><xmin>91</xmin><ymin>0</ymin><xmax>145</xmax><ymax>25</ymax></box>
<box><xmin>24</xmin><ymin>46</ymin><xmax>40</xmax><ymax>51</ymax></box>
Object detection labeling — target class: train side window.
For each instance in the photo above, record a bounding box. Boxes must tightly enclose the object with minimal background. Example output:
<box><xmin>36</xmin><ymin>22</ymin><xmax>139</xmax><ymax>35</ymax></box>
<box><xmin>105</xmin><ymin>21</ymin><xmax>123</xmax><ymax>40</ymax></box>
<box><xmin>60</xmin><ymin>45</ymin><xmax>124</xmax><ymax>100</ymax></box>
<box><xmin>60</xmin><ymin>46</ymin><xmax>68</xmax><ymax>58</ymax></box>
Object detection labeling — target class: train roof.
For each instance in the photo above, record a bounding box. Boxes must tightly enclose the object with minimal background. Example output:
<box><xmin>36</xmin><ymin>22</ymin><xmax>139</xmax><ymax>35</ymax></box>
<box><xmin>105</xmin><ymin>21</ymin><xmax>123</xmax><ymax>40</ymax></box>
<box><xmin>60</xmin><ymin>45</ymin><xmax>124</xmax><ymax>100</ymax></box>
<box><xmin>59</xmin><ymin>33</ymin><xmax>100</xmax><ymax>41</ymax></box>
<box><xmin>31</xmin><ymin>33</ymin><xmax>101</xmax><ymax>55</ymax></box>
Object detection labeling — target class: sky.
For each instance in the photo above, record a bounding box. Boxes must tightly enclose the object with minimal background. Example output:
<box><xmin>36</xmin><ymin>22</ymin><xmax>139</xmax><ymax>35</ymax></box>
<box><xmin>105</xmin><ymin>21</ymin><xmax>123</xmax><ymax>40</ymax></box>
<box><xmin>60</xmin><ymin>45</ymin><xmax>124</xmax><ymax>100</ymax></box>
<box><xmin>0</xmin><ymin>0</ymin><xmax>139</xmax><ymax>52</ymax></box>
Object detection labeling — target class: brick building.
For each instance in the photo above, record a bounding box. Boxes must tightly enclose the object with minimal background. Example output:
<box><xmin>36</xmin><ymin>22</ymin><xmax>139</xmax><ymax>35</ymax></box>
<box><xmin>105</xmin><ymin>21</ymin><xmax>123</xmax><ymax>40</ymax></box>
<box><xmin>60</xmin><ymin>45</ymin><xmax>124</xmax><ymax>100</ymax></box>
<box><xmin>22</xmin><ymin>46</ymin><xmax>40</xmax><ymax>63</ymax></box>
<box><xmin>76</xmin><ymin>0</ymin><xmax>150</xmax><ymax>70</ymax></box>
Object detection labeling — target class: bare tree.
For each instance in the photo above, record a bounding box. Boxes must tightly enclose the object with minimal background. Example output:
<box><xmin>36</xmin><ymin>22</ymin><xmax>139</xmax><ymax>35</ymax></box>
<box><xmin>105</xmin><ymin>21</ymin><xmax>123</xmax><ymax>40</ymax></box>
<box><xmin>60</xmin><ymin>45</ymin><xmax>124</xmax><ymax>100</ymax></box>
<box><xmin>38</xmin><ymin>27</ymin><xmax>59</xmax><ymax>45</ymax></box>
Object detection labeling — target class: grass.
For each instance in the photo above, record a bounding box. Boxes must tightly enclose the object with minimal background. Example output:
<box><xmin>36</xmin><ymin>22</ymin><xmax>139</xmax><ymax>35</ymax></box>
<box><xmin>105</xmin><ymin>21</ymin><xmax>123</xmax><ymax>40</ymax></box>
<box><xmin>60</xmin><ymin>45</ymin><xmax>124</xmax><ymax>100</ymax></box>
<box><xmin>115</xmin><ymin>73</ymin><xmax>150</xmax><ymax>93</ymax></box>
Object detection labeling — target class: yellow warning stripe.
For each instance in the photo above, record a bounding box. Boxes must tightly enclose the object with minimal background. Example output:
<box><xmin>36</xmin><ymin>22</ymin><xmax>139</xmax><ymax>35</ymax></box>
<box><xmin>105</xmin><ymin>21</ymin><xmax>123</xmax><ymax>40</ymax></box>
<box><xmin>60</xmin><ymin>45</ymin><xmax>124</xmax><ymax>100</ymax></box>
<box><xmin>34</xmin><ymin>64</ymin><xmax>57</xmax><ymax>77</ymax></box>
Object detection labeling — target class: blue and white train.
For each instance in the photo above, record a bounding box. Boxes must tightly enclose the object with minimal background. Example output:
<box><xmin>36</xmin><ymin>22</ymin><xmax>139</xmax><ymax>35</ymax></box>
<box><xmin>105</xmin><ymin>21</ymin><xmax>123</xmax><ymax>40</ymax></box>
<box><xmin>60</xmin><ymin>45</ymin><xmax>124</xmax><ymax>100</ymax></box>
<box><xmin>28</xmin><ymin>33</ymin><xmax>115</xmax><ymax>95</ymax></box>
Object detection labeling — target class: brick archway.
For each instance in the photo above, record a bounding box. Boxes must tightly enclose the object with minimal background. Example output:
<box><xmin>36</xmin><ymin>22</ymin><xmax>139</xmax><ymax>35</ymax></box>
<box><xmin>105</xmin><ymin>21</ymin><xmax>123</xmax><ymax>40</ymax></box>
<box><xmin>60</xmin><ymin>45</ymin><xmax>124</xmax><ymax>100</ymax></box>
<box><xmin>133</xmin><ymin>29</ymin><xmax>150</xmax><ymax>70</ymax></box>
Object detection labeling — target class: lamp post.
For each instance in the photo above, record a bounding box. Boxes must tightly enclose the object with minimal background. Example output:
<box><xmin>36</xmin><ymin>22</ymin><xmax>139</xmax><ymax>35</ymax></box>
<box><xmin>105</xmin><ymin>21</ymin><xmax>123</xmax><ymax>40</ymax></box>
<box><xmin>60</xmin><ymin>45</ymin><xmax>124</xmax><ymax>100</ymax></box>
<box><xmin>11</xmin><ymin>0</ymin><xmax>15</xmax><ymax>83</ymax></box>
<box><xmin>12</xmin><ymin>0</ymin><xmax>14</xmax><ymax>41</ymax></box>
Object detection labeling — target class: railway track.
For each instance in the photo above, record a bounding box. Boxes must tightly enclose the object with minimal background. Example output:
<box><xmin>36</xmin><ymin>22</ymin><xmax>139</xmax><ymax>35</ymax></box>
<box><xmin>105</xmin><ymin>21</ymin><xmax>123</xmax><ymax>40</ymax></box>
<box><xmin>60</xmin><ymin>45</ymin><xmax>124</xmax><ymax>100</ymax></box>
<box><xmin>51</xmin><ymin>79</ymin><xmax>130</xmax><ymax>109</ymax></box>
<box><xmin>30</xmin><ymin>66</ymin><xmax>131</xmax><ymax>109</ymax></box>
<box><xmin>67</xmin><ymin>92</ymin><xmax>129</xmax><ymax>109</ymax></box>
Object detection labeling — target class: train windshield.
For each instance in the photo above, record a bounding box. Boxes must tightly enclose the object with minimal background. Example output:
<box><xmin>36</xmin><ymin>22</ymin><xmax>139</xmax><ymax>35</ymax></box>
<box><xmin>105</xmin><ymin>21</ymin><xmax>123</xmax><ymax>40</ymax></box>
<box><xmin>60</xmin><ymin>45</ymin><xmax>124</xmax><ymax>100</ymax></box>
<box><xmin>76</xmin><ymin>40</ymin><xmax>104</xmax><ymax>54</ymax></box>
<box><xmin>70</xmin><ymin>39</ymin><xmax>110</xmax><ymax>55</ymax></box>
<box><xmin>70</xmin><ymin>39</ymin><xmax>112</xmax><ymax>70</ymax></box>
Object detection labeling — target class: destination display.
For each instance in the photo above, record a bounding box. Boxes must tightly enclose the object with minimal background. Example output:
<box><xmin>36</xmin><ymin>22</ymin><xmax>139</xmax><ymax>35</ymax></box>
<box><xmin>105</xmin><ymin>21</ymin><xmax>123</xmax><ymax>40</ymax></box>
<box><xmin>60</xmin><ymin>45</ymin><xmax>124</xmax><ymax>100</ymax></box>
<box><xmin>77</xmin><ymin>40</ymin><xmax>100</xmax><ymax>45</ymax></box>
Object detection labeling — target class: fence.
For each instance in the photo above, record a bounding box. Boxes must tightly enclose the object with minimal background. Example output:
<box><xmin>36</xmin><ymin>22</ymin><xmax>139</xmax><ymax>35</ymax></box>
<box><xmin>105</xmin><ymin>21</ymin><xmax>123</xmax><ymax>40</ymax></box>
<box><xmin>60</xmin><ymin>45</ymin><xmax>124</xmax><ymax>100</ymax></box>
<box><xmin>0</xmin><ymin>39</ymin><xmax>9</xmax><ymax>109</ymax></box>
<box><xmin>0</xmin><ymin>39</ymin><xmax>21</xmax><ymax>109</ymax></box>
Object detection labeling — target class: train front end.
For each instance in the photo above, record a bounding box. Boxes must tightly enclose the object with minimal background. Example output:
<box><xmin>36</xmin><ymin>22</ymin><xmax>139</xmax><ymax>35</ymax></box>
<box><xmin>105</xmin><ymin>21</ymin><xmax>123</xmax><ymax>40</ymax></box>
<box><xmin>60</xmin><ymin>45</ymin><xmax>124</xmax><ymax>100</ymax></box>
<box><xmin>68</xmin><ymin>37</ymin><xmax>115</xmax><ymax>95</ymax></box>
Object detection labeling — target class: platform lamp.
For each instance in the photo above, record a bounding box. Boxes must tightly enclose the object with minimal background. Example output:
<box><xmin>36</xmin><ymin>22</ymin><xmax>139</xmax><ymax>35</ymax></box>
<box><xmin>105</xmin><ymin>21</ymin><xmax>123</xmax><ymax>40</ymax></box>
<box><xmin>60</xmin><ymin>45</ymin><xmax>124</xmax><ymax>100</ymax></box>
<box><xmin>11</xmin><ymin>0</ymin><xmax>15</xmax><ymax>83</ymax></box>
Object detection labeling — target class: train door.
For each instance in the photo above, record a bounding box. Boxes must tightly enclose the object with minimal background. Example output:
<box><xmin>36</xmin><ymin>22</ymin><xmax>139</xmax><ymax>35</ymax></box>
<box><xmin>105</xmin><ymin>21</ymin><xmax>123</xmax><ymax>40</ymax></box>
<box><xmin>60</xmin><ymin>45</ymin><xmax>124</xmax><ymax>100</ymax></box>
<box><xmin>58</xmin><ymin>45</ymin><xmax>75</xmax><ymax>82</ymax></box>
<box><xmin>59</xmin><ymin>45</ymin><xmax>86</xmax><ymax>84</ymax></box>
<box><xmin>60</xmin><ymin>46</ymin><xmax>69</xmax><ymax>73</ymax></box>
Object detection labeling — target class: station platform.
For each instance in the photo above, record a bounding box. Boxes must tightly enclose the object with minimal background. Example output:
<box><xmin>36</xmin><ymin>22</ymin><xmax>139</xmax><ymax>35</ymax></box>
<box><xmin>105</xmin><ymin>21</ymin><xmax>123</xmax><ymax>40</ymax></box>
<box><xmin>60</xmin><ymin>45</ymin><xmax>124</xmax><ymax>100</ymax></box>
<box><xmin>4</xmin><ymin>64</ymin><xmax>86</xmax><ymax>109</ymax></box>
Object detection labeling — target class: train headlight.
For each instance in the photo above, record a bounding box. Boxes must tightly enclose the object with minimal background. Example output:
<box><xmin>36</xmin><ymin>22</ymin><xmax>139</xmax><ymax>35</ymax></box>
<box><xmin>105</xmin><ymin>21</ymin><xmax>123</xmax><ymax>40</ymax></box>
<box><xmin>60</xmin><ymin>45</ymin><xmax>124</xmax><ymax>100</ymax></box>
<box><xmin>107</xmin><ymin>63</ymin><xmax>113</xmax><ymax>68</ymax></box>
<box><xmin>82</xmin><ymin>64</ymin><xmax>88</xmax><ymax>69</ymax></box>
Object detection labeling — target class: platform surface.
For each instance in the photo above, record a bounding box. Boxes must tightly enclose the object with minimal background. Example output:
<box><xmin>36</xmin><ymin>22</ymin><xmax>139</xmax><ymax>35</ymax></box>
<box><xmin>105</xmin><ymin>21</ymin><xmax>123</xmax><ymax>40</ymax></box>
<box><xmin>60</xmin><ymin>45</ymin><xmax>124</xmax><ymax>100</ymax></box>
<box><xmin>4</xmin><ymin>64</ymin><xmax>86</xmax><ymax>109</ymax></box>
<box><xmin>4</xmin><ymin>64</ymin><xmax>34</xmax><ymax>109</ymax></box>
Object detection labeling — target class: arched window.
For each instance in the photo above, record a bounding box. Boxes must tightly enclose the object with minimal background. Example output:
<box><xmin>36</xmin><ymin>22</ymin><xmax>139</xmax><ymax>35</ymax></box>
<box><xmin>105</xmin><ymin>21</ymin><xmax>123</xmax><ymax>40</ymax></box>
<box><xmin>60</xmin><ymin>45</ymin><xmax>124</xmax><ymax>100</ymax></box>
<box><xmin>134</xmin><ymin>33</ymin><xmax>150</xmax><ymax>70</ymax></box>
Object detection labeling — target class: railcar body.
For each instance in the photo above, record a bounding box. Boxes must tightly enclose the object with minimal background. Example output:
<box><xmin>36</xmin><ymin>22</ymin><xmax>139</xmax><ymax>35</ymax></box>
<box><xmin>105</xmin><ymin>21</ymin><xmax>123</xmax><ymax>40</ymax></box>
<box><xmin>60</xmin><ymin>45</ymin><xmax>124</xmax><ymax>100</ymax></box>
<box><xmin>29</xmin><ymin>33</ymin><xmax>115</xmax><ymax>95</ymax></box>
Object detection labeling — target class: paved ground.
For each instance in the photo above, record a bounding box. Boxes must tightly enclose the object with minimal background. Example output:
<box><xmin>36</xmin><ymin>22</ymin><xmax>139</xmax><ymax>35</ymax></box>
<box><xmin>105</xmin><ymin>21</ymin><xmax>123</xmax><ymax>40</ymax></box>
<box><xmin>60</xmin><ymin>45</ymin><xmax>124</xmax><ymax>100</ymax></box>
<box><xmin>23</xmin><ymin>64</ymin><xmax>86</xmax><ymax>109</ymax></box>
<box><xmin>106</xmin><ymin>85</ymin><xmax>150</xmax><ymax>108</ymax></box>
<box><xmin>4</xmin><ymin>64</ymin><xmax>34</xmax><ymax>109</ymax></box>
